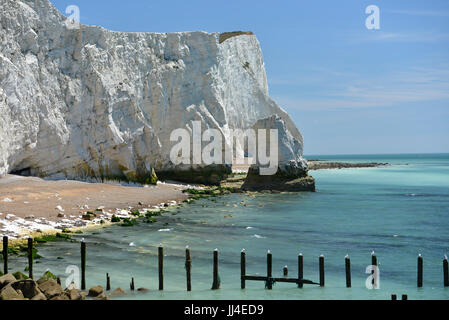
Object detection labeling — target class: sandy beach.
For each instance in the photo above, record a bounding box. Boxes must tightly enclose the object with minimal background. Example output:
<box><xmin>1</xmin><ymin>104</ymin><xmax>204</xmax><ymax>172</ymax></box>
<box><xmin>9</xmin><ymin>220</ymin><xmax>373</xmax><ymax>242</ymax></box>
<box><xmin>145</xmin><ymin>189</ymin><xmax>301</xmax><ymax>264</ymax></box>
<box><xmin>0</xmin><ymin>175</ymin><xmax>189</xmax><ymax>239</ymax></box>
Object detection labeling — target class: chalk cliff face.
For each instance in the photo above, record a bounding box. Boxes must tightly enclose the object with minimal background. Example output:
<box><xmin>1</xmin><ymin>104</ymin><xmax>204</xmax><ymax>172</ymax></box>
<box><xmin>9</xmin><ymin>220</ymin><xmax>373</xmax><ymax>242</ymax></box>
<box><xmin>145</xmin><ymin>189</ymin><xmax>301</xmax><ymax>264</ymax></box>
<box><xmin>0</xmin><ymin>0</ymin><xmax>308</xmax><ymax>184</ymax></box>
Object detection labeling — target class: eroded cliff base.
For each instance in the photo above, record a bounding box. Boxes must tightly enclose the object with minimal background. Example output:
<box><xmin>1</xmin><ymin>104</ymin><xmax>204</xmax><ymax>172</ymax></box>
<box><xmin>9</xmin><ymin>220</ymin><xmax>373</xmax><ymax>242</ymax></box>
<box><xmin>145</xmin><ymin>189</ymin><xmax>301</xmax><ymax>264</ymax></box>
<box><xmin>156</xmin><ymin>165</ymin><xmax>232</xmax><ymax>186</ymax></box>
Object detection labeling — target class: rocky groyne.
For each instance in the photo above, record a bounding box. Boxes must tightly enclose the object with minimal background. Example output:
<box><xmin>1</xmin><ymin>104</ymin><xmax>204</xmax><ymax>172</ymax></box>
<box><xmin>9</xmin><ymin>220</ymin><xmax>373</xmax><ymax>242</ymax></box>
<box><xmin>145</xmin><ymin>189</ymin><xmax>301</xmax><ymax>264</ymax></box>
<box><xmin>0</xmin><ymin>270</ymin><xmax>127</xmax><ymax>300</ymax></box>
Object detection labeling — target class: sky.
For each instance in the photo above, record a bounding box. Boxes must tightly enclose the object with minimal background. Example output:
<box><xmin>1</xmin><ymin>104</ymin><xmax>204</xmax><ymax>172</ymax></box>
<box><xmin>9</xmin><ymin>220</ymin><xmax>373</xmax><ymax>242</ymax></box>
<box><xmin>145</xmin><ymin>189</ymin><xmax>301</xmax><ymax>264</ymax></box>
<box><xmin>49</xmin><ymin>0</ymin><xmax>449</xmax><ymax>155</ymax></box>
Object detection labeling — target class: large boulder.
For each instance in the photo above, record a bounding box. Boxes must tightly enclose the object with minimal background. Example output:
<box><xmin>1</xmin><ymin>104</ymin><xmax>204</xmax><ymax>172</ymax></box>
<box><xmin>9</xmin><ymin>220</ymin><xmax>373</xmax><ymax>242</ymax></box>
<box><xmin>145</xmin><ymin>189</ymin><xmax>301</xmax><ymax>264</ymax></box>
<box><xmin>65</xmin><ymin>288</ymin><xmax>82</xmax><ymax>300</ymax></box>
<box><xmin>37</xmin><ymin>271</ymin><xmax>57</xmax><ymax>285</ymax></box>
<box><xmin>242</xmin><ymin>115</ymin><xmax>315</xmax><ymax>192</ymax></box>
<box><xmin>38</xmin><ymin>279</ymin><xmax>63</xmax><ymax>299</ymax></box>
<box><xmin>31</xmin><ymin>292</ymin><xmax>47</xmax><ymax>300</ymax></box>
<box><xmin>0</xmin><ymin>283</ymin><xmax>24</xmax><ymax>300</ymax></box>
<box><xmin>12</xmin><ymin>271</ymin><xmax>29</xmax><ymax>280</ymax></box>
<box><xmin>0</xmin><ymin>273</ymin><xmax>16</xmax><ymax>290</ymax></box>
<box><xmin>10</xmin><ymin>279</ymin><xmax>41</xmax><ymax>299</ymax></box>
<box><xmin>110</xmin><ymin>287</ymin><xmax>126</xmax><ymax>297</ymax></box>
<box><xmin>49</xmin><ymin>293</ymin><xmax>70</xmax><ymax>300</ymax></box>
<box><xmin>88</xmin><ymin>285</ymin><xmax>104</xmax><ymax>297</ymax></box>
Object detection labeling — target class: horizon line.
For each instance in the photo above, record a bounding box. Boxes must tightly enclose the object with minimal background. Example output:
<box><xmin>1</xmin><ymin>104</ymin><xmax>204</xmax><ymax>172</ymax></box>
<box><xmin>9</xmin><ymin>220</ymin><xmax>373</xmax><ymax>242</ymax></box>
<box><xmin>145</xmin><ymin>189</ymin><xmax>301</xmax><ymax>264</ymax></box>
<box><xmin>304</xmin><ymin>152</ymin><xmax>449</xmax><ymax>157</ymax></box>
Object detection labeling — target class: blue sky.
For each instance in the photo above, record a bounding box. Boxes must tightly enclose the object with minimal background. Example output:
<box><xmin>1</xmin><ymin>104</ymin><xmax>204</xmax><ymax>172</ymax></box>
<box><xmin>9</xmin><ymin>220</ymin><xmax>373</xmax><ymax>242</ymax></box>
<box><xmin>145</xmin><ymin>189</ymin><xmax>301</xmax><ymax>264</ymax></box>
<box><xmin>50</xmin><ymin>0</ymin><xmax>449</xmax><ymax>155</ymax></box>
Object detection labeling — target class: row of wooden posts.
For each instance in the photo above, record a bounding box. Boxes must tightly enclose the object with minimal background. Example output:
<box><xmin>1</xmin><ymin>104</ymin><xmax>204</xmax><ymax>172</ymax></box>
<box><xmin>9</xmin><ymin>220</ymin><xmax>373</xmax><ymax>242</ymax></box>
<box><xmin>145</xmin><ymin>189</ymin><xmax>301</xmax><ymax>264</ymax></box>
<box><xmin>2</xmin><ymin>236</ymin><xmax>449</xmax><ymax>294</ymax></box>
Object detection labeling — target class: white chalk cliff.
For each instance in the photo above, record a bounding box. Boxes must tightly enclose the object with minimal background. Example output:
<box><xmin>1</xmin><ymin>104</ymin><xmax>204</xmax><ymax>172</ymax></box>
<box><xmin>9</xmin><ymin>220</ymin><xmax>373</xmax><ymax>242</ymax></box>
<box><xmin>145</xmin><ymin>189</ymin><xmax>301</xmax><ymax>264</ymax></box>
<box><xmin>0</xmin><ymin>0</ymin><xmax>308</xmax><ymax>184</ymax></box>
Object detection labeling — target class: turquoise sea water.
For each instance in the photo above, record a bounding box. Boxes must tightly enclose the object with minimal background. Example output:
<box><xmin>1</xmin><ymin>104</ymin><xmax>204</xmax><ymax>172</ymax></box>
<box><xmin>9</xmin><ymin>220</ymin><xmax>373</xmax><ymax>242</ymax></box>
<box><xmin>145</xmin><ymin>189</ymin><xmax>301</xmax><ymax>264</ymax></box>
<box><xmin>6</xmin><ymin>153</ymin><xmax>449</xmax><ymax>300</ymax></box>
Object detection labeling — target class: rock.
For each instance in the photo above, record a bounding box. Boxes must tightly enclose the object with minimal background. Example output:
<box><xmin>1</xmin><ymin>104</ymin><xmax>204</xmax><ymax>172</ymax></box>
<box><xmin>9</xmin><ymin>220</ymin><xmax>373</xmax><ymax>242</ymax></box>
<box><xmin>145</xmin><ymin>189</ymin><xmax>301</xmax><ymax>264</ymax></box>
<box><xmin>38</xmin><ymin>279</ymin><xmax>63</xmax><ymax>299</ymax></box>
<box><xmin>94</xmin><ymin>292</ymin><xmax>110</xmax><ymax>300</ymax></box>
<box><xmin>110</xmin><ymin>287</ymin><xmax>126</xmax><ymax>297</ymax></box>
<box><xmin>37</xmin><ymin>271</ymin><xmax>58</xmax><ymax>285</ymax></box>
<box><xmin>242</xmin><ymin>115</ymin><xmax>315</xmax><ymax>192</ymax></box>
<box><xmin>0</xmin><ymin>283</ymin><xmax>24</xmax><ymax>300</ymax></box>
<box><xmin>88</xmin><ymin>285</ymin><xmax>104</xmax><ymax>297</ymax></box>
<box><xmin>243</xmin><ymin>167</ymin><xmax>316</xmax><ymax>192</ymax></box>
<box><xmin>82</xmin><ymin>213</ymin><xmax>96</xmax><ymax>221</ymax></box>
<box><xmin>10</xmin><ymin>279</ymin><xmax>40</xmax><ymax>299</ymax></box>
<box><xmin>12</xmin><ymin>271</ymin><xmax>29</xmax><ymax>280</ymax></box>
<box><xmin>65</xmin><ymin>282</ymin><xmax>79</xmax><ymax>291</ymax></box>
<box><xmin>49</xmin><ymin>293</ymin><xmax>70</xmax><ymax>300</ymax></box>
<box><xmin>57</xmin><ymin>213</ymin><xmax>65</xmax><ymax>218</ymax></box>
<box><xmin>0</xmin><ymin>0</ymin><xmax>306</xmax><ymax>187</ymax></box>
<box><xmin>65</xmin><ymin>288</ymin><xmax>82</xmax><ymax>300</ymax></box>
<box><xmin>31</xmin><ymin>292</ymin><xmax>47</xmax><ymax>300</ymax></box>
<box><xmin>0</xmin><ymin>274</ymin><xmax>16</xmax><ymax>290</ymax></box>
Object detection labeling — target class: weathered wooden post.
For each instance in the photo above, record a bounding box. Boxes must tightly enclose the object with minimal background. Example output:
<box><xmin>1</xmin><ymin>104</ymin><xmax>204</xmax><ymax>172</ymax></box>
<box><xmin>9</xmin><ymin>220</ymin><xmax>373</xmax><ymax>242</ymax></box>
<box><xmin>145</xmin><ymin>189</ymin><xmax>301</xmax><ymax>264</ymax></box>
<box><xmin>391</xmin><ymin>294</ymin><xmax>397</xmax><ymax>300</ymax></box>
<box><xmin>27</xmin><ymin>237</ymin><xmax>33</xmax><ymax>279</ymax></box>
<box><xmin>283</xmin><ymin>266</ymin><xmax>288</xmax><ymax>277</ymax></box>
<box><xmin>417</xmin><ymin>254</ymin><xmax>423</xmax><ymax>288</ymax></box>
<box><xmin>298</xmin><ymin>253</ymin><xmax>303</xmax><ymax>288</ymax></box>
<box><xmin>2</xmin><ymin>236</ymin><xmax>8</xmax><ymax>274</ymax></box>
<box><xmin>80</xmin><ymin>239</ymin><xmax>86</xmax><ymax>290</ymax></box>
<box><xmin>402</xmin><ymin>294</ymin><xmax>408</xmax><ymax>300</ymax></box>
<box><xmin>444</xmin><ymin>255</ymin><xmax>449</xmax><ymax>287</ymax></box>
<box><xmin>158</xmin><ymin>244</ymin><xmax>164</xmax><ymax>291</ymax></box>
<box><xmin>345</xmin><ymin>254</ymin><xmax>351</xmax><ymax>288</ymax></box>
<box><xmin>240</xmin><ymin>249</ymin><xmax>246</xmax><ymax>289</ymax></box>
<box><xmin>106</xmin><ymin>273</ymin><xmax>111</xmax><ymax>291</ymax></box>
<box><xmin>130</xmin><ymin>277</ymin><xmax>135</xmax><ymax>291</ymax></box>
<box><xmin>371</xmin><ymin>251</ymin><xmax>378</xmax><ymax>288</ymax></box>
<box><xmin>185</xmin><ymin>246</ymin><xmax>192</xmax><ymax>292</ymax></box>
<box><xmin>212</xmin><ymin>249</ymin><xmax>220</xmax><ymax>290</ymax></box>
<box><xmin>319</xmin><ymin>255</ymin><xmax>325</xmax><ymax>287</ymax></box>
<box><xmin>266</xmin><ymin>250</ymin><xmax>273</xmax><ymax>290</ymax></box>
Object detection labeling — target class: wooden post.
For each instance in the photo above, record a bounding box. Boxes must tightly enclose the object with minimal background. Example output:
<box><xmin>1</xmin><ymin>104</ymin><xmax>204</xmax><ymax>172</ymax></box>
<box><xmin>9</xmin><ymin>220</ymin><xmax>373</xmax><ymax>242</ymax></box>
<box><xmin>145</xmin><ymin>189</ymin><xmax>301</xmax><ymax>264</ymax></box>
<box><xmin>283</xmin><ymin>265</ymin><xmax>288</xmax><ymax>277</ymax></box>
<box><xmin>80</xmin><ymin>239</ymin><xmax>86</xmax><ymax>290</ymax></box>
<box><xmin>319</xmin><ymin>255</ymin><xmax>325</xmax><ymax>287</ymax></box>
<box><xmin>130</xmin><ymin>277</ymin><xmax>135</xmax><ymax>291</ymax></box>
<box><xmin>106</xmin><ymin>273</ymin><xmax>111</xmax><ymax>291</ymax></box>
<box><xmin>345</xmin><ymin>254</ymin><xmax>351</xmax><ymax>288</ymax></box>
<box><xmin>391</xmin><ymin>294</ymin><xmax>397</xmax><ymax>300</ymax></box>
<box><xmin>371</xmin><ymin>251</ymin><xmax>377</xmax><ymax>288</ymax></box>
<box><xmin>158</xmin><ymin>244</ymin><xmax>164</xmax><ymax>291</ymax></box>
<box><xmin>185</xmin><ymin>246</ymin><xmax>192</xmax><ymax>292</ymax></box>
<box><xmin>298</xmin><ymin>253</ymin><xmax>303</xmax><ymax>288</ymax></box>
<box><xmin>417</xmin><ymin>254</ymin><xmax>423</xmax><ymax>288</ymax></box>
<box><xmin>402</xmin><ymin>294</ymin><xmax>408</xmax><ymax>300</ymax></box>
<box><xmin>2</xmin><ymin>236</ymin><xmax>8</xmax><ymax>275</ymax></box>
<box><xmin>27</xmin><ymin>237</ymin><xmax>33</xmax><ymax>279</ymax></box>
<box><xmin>240</xmin><ymin>249</ymin><xmax>246</xmax><ymax>289</ymax></box>
<box><xmin>444</xmin><ymin>255</ymin><xmax>449</xmax><ymax>287</ymax></box>
<box><xmin>266</xmin><ymin>250</ymin><xmax>273</xmax><ymax>290</ymax></box>
<box><xmin>212</xmin><ymin>249</ymin><xmax>220</xmax><ymax>290</ymax></box>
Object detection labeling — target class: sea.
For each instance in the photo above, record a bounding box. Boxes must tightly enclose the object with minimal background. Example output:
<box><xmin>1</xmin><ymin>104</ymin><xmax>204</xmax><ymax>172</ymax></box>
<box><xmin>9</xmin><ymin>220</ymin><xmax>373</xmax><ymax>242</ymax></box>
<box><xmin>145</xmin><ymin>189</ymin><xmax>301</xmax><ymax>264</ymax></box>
<box><xmin>6</xmin><ymin>153</ymin><xmax>449</xmax><ymax>300</ymax></box>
